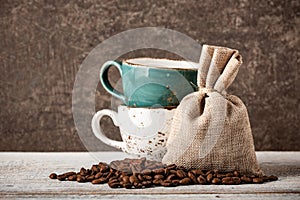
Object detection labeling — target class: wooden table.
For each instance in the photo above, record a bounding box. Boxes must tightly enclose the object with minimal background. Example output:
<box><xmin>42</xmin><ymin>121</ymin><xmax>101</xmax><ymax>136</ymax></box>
<box><xmin>0</xmin><ymin>152</ymin><xmax>299</xmax><ymax>199</ymax></box>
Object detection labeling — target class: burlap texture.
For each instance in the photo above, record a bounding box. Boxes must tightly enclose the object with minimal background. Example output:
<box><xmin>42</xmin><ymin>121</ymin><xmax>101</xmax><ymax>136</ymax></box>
<box><xmin>162</xmin><ymin>45</ymin><xmax>262</xmax><ymax>175</ymax></box>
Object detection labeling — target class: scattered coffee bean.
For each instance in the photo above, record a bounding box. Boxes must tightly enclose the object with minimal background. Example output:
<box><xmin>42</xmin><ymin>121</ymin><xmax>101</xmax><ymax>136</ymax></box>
<box><xmin>152</xmin><ymin>179</ymin><xmax>162</xmax><ymax>185</ymax></box>
<box><xmin>57</xmin><ymin>174</ymin><xmax>67</xmax><ymax>181</ymax></box>
<box><xmin>76</xmin><ymin>176</ymin><xmax>86</xmax><ymax>183</ymax></box>
<box><xmin>180</xmin><ymin>177</ymin><xmax>192</xmax><ymax>185</ymax></box>
<box><xmin>212</xmin><ymin>178</ymin><xmax>221</xmax><ymax>184</ymax></box>
<box><xmin>222</xmin><ymin>177</ymin><xmax>241</xmax><ymax>185</ymax></box>
<box><xmin>241</xmin><ymin>175</ymin><xmax>252</xmax><ymax>183</ymax></box>
<box><xmin>129</xmin><ymin>175</ymin><xmax>139</xmax><ymax>184</ymax></box>
<box><xmin>191</xmin><ymin>169</ymin><xmax>204</xmax><ymax>176</ymax></box>
<box><xmin>154</xmin><ymin>174</ymin><xmax>164</xmax><ymax>180</ymax></box>
<box><xmin>123</xmin><ymin>183</ymin><xmax>132</xmax><ymax>189</ymax></box>
<box><xmin>233</xmin><ymin>170</ymin><xmax>240</xmax><ymax>177</ymax></box>
<box><xmin>49</xmin><ymin>173</ymin><xmax>57</xmax><ymax>179</ymax></box>
<box><xmin>49</xmin><ymin>157</ymin><xmax>278</xmax><ymax>189</ymax></box>
<box><xmin>144</xmin><ymin>175</ymin><xmax>152</xmax><ymax>181</ymax></box>
<box><xmin>188</xmin><ymin>171</ymin><xmax>197</xmax><ymax>183</ymax></box>
<box><xmin>206</xmin><ymin>173</ymin><xmax>213</xmax><ymax>183</ymax></box>
<box><xmin>252</xmin><ymin>177</ymin><xmax>264</xmax><ymax>184</ymax></box>
<box><xmin>161</xmin><ymin>180</ymin><xmax>174</xmax><ymax>187</ymax></box>
<box><xmin>225</xmin><ymin>172</ymin><xmax>234</xmax><ymax>177</ymax></box>
<box><xmin>176</xmin><ymin>169</ymin><xmax>187</xmax><ymax>179</ymax></box>
<box><xmin>153</xmin><ymin>168</ymin><xmax>164</xmax><ymax>174</ymax></box>
<box><xmin>268</xmin><ymin>175</ymin><xmax>278</xmax><ymax>181</ymax></box>
<box><xmin>167</xmin><ymin>174</ymin><xmax>177</xmax><ymax>180</ymax></box>
<box><xmin>94</xmin><ymin>172</ymin><xmax>102</xmax><ymax>179</ymax></box>
<box><xmin>197</xmin><ymin>175</ymin><xmax>207</xmax><ymax>184</ymax></box>
<box><xmin>67</xmin><ymin>174</ymin><xmax>77</xmax><ymax>181</ymax></box>
<box><xmin>91</xmin><ymin>177</ymin><xmax>106</xmax><ymax>184</ymax></box>
<box><xmin>172</xmin><ymin>179</ymin><xmax>180</xmax><ymax>186</ymax></box>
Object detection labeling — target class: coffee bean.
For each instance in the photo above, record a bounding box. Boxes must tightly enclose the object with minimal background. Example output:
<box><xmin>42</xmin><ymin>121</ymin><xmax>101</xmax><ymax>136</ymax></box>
<box><xmin>161</xmin><ymin>180</ymin><xmax>174</xmax><ymax>187</ymax></box>
<box><xmin>172</xmin><ymin>179</ymin><xmax>180</xmax><ymax>186</ymax></box>
<box><xmin>91</xmin><ymin>177</ymin><xmax>106</xmax><ymax>184</ymax></box>
<box><xmin>164</xmin><ymin>168</ymin><xmax>170</xmax><ymax>176</ymax></box>
<box><xmin>225</xmin><ymin>173</ymin><xmax>234</xmax><ymax>177</ymax></box>
<box><xmin>122</xmin><ymin>175</ymin><xmax>130</xmax><ymax>183</ymax></box>
<box><xmin>57</xmin><ymin>174</ymin><xmax>67</xmax><ymax>181</ymax></box>
<box><xmin>108</xmin><ymin>181</ymin><xmax>121</xmax><ymax>188</ymax></box>
<box><xmin>222</xmin><ymin>177</ymin><xmax>234</xmax><ymax>185</ymax></box>
<box><xmin>142</xmin><ymin>181</ymin><xmax>152</xmax><ymax>188</ymax></box>
<box><xmin>67</xmin><ymin>174</ymin><xmax>77</xmax><ymax>181</ymax></box>
<box><xmin>129</xmin><ymin>175</ymin><xmax>139</xmax><ymax>184</ymax></box>
<box><xmin>143</xmin><ymin>175</ymin><xmax>152</xmax><ymax>181</ymax></box>
<box><xmin>216</xmin><ymin>173</ymin><xmax>226</xmax><ymax>178</ymax></box>
<box><xmin>197</xmin><ymin>175</ymin><xmax>207</xmax><ymax>184</ymax></box>
<box><xmin>76</xmin><ymin>176</ymin><xmax>86</xmax><ymax>183</ymax></box>
<box><xmin>166</xmin><ymin>174</ymin><xmax>177</xmax><ymax>180</ymax></box>
<box><xmin>135</xmin><ymin>183</ymin><xmax>143</xmax><ymax>189</ymax></box>
<box><xmin>222</xmin><ymin>177</ymin><xmax>241</xmax><ymax>185</ymax></box>
<box><xmin>187</xmin><ymin>172</ymin><xmax>197</xmax><ymax>183</ymax></box>
<box><xmin>152</xmin><ymin>179</ymin><xmax>162</xmax><ymax>185</ymax></box>
<box><xmin>80</xmin><ymin>168</ymin><xmax>87</xmax><ymax>176</ymax></box>
<box><xmin>108</xmin><ymin>176</ymin><xmax>119</xmax><ymax>183</ymax></box>
<box><xmin>138</xmin><ymin>174</ymin><xmax>144</xmax><ymax>182</ymax></box>
<box><xmin>49</xmin><ymin>173</ymin><xmax>57</xmax><ymax>179</ymax></box>
<box><xmin>205</xmin><ymin>170</ymin><xmax>213</xmax><ymax>176</ymax></box>
<box><xmin>91</xmin><ymin>165</ymin><xmax>99</xmax><ymax>174</ymax></box>
<box><xmin>190</xmin><ymin>169</ymin><xmax>204</xmax><ymax>176</ymax></box>
<box><xmin>241</xmin><ymin>175</ymin><xmax>252</xmax><ymax>183</ymax></box>
<box><xmin>211</xmin><ymin>178</ymin><xmax>221</xmax><ymax>184</ymax></box>
<box><xmin>86</xmin><ymin>175</ymin><xmax>95</xmax><ymax>182</ymax></box>
<box><xmin>100</xmin><ymin>165</ymin><xmax>109</xmax><ymax>173</ymax></box>
<box><xmin>153</xmin><ymin>168</ymin><xmax>164</xmax><ymax>174</ymax></box>
<box><xmin>262</xmin><ymin>176</ymin><xmax>270</xmax><ymax>182</ymax></box>
<box><xmin>252</xmin><ymin>177</ymin><xmax>264</xmax><ymax>184</ymax></box>
<box><xmin>95</xmin><ymin>172</ymin><xmax>102</xmax><ymax>179</ymax></box>
<box><xmin>268</xmin><ymin>175</ymin><xmax>278</xmax><ymax>181</ymax></box>
<box><xmin>206</xmin><ymin>173</ymin><xmax>213</xmax><ymax>183</ymax></box>
<box><xmin>233</xmin><ymin>170</ymin><xmax>240</xmax><ymax>177</ymax></box>
<box><xmin>154</xmin><ymin>174</ymin><xmax>164</xmax><ymax>180</ymax></box>
<box><xmin>176</xmin><ymin>170</ymin><xmax>187</xmax><ymax>179</ymax></box>
<box><xmin>180</xmin><ymin>177</ymin><xmax>191</xmax><ymax>185</ymax></box>
<box><xmin>166</xmin><ymin>164</ymin><xmax>177</xmax><ymax>170</ymax></box>
<box><xmin>123</xmin><ymin>183</ymin><xmax>132</xmax><ymax>189</ymax></box>
<box><xmin>106</xmin><ymin>172</ymin><xmax>115</xmax><ymax>180</ymax></box>
<box><xmin>102</xmin><ymin>171</ymin><xmax>110</xmax><ymax>177</ymax></box>
<box><xmin>141</xmin><ymin>169</ymin><xmax>152</xmax><ymax>175</ymax></box>
<box><xmin>108</xmin><ymin>178</ymin><xmax>119</xmax><ymax>185</ymax></box>
<box><xmin>63</xmin><ymin>172</ymin><xmax>76</xmax><ymax>177</ymax></box>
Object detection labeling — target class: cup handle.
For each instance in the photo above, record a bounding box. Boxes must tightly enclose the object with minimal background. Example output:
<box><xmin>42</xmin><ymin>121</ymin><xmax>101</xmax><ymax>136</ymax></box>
<box><xmin>100</xmin><ymin>61</ymin><xmax>126</xmax><ymax>103</ymax></box>
<box><xmin>91</xmin><ymin>109</ymin><xmax>126</xmax><ymax>151</ymax></box>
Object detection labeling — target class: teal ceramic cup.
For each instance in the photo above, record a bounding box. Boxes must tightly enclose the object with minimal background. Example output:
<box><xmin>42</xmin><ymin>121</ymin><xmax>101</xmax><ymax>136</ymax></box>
<box><xmin>100</xmin><ymin>58</ymin><xmax>199</xmax><ymax>107</ymax></box>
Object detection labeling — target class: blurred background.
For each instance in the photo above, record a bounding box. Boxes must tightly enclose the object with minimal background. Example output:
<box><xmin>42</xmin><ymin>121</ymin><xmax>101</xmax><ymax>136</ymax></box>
<box><xmin>1</xmin><ymin>0</ymin><xmax>299</xmax><ymax>151</ymax></box>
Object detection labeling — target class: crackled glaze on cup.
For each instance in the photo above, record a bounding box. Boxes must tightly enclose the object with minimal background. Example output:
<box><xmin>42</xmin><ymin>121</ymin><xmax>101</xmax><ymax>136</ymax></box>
<box><xmin>91</xmin><ymin>105</ymin><xmax>175</xmax><ymax>161</ymax></box>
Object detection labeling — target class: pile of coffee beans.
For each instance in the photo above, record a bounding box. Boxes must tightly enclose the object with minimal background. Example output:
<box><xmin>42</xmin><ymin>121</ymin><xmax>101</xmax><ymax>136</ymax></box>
<box><xmin>49</xmin><ymin>158</ymin><xmax>278</xmax><ymax>189</ymax></box>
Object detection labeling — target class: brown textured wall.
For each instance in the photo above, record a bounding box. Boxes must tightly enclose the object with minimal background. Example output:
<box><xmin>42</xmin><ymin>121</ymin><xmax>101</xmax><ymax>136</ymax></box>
<box><xmin>0</xmin><ymin>0</ymin><xmax>299</xmax><ymax>151</ymax></box>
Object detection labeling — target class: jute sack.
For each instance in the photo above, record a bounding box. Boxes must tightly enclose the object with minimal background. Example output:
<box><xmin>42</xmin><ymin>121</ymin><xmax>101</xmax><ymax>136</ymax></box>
<box><xmin>162</xmin><ymin>45</ymin><xmax>263</xmax><ymax>175</ymax></box>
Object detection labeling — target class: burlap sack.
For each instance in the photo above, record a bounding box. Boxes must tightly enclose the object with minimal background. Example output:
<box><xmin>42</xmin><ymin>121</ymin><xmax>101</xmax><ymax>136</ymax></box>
<box><xmin>162</xmin><ymin>45</ymin><xmax>263</xmax><ymax>175</ymax></box>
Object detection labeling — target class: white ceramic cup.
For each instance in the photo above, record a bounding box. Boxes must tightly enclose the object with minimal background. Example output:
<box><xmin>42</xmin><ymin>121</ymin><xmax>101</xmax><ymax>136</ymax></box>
<box><xmin>91</xmin><ymin>105</ymin><xmax>175</xmax><ymax>161</ymax></box>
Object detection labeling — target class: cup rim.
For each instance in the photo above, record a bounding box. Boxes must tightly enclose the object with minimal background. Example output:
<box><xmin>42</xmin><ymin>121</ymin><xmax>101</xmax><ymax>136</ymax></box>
<box><xmin>118</xmin><ymin>104</ymin><xmax>177</xmax><ymax>110</ymax></box>
<box><xmin>123</xmin><ymin>57</ymin><xmax>199</xmax><ymax>71</ymax></box>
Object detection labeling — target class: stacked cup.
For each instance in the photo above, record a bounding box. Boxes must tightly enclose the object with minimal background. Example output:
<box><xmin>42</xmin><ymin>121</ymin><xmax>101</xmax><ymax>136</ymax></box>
<box><xmin>92</xmin><ymin>58</ymin><xmax>198</xmax><ymax>161</ymax></box>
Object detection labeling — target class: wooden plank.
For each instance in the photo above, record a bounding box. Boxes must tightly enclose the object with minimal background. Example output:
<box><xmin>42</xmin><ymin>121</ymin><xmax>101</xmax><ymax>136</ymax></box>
<box><xmin>1</xmin><ymin>194</ymin><xmax>300</xmax><ymax>200</ymax></box>
<box><xmin>0</xmin><ymin>152</ymin><xmax>299</xmax><ymax>199</ymax></box>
